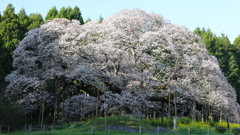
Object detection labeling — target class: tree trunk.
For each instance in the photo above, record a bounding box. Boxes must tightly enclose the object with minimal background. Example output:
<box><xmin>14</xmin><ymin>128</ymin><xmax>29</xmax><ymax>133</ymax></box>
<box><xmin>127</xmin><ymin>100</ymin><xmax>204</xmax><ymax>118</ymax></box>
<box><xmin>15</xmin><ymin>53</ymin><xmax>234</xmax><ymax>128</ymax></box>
<box><xmin>95</xmin><ymin>88</ymin><xmax>100</xmax><ymax>127</ymax></box>
<box><xmin>174</xmin><ymin>94</ymin><xmax>177</xmax><ymax>117</ymax></box>
<box><xmin>202</xmin><ymin>105</ymin><xmax>204</xmax><ymax>122</ymax></box>
<box><xmin>161</xmin><ymin>101</ymin><xmax>164</xmax><ymax>123</ymax></box>
<box><xmin>192</xmin><ymin>101</ymin><xmax>196</xmax><ymax>122</ymax></box>
<box><xmin>146</xmin><ymin>106</ymin><xmax>149</xmax><ymax>121</ymax></box>
<box><xmin>167</xmin><ymin>94</ymin><xmax>171</xmax><ymax>130</ymax></box>
<box><xmin>104</xmin><ymin>94</ymin><xmax>107</xmax><ymax>131</ymax></box>
<box><xmin>220</xmin><ymin>107</ymin><xmax>222</xmax><ymax>123</ymax></box>
<box><xmin>40</xmin><ymin>94</ymin><xmax>46</xmax><ymax>130</ymax></box>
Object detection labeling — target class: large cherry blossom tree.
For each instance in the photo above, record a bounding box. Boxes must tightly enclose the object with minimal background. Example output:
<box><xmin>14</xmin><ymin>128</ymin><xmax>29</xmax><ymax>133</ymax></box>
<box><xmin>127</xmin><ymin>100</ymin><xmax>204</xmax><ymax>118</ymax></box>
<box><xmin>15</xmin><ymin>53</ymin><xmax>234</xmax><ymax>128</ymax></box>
<box><xmin>5</xmin><ymin>8</ymin><xmax>240</xmax><ymax>122</ymax></box>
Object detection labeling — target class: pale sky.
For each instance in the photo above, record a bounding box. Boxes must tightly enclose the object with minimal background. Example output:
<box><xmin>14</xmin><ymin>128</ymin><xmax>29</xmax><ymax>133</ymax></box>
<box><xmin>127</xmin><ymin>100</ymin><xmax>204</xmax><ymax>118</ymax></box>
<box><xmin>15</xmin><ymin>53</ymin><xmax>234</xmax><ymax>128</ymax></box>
<box><xmin>0</xmin><ymin>0</ymin><xmax>239</xmax><ymax>43</ymax></box>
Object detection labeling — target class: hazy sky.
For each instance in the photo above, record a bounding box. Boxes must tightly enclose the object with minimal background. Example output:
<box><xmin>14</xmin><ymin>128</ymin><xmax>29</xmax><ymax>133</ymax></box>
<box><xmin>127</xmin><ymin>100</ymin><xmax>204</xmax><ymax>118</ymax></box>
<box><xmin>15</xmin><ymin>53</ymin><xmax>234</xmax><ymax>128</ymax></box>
<box><xmin>1</xmin><ymin>0</ymin><xmax>239</xmax><ymax>43</ymax></box>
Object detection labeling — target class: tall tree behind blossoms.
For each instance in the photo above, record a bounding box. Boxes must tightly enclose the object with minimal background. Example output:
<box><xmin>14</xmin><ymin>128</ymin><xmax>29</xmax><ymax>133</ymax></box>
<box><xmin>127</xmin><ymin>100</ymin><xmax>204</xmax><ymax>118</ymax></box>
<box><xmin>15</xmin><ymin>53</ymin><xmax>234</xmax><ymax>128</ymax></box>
<box><xmin>70</xmin><ymin>6</ymin><xmax>84</xmax><ymax>24</ymax></box>
<box><xmin>5</xmin><ymin>9</ymin><xmax>240</xmax><ymax>122</ymax></box>
<box><xmin>0</xmin><ymin>4</ymin><xmax>21</xmax><ymax>50</ymax></box>
<box><xmin>49</xmin><ymin>6</ymin><xmax>84</xmax><ymax>24</ymax></box>
<box><xmin>0</xmin><ymin>4</ymin><xmax>21</xmax><ymax>93</ymax></box>
<box><xmin>0</xmin><ymin>4</ymin><xmax>43</xmax><ymax>93</ymax></box>
<box><xmin>27</xmin><ymin>13</ymin><xmax>44</xmax><ymax>30</ymax></box>
<box><xmin>18</xmin><ymin>8</ymin><xmax>30</xmax><ymax>40</ymax></box>
<box><xmin>194</xmin><ymin>28</ymin><xmax>240</xmax><ymax>103</ymax></box>
<box><xmin>45</xmin><ymin>6</ymin><xmax>58</xmax><ymax>21</ymax></box>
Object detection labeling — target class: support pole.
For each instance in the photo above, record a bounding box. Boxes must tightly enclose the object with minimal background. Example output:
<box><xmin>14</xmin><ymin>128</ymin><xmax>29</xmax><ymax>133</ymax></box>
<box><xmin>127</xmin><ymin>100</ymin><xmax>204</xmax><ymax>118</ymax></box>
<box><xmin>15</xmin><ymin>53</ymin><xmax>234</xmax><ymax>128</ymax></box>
<box><xmin>167</xmin><ymin>94</ymin><xmax>171</xmax><ymax>130</ymax></box>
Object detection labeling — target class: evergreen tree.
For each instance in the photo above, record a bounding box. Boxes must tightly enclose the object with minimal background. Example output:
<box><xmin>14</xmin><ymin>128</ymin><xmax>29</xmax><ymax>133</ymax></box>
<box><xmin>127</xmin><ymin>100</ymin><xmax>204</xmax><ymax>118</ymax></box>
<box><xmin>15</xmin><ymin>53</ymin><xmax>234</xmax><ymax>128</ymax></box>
<box><xmin>65</xmin><ymin>6</ymin><xmax>72</xmax><ymax>19</ymax></box>
<box><xmin>98</xmin><ymin>15</ymin><xmax>103</xmax><ymax>23</ymax></box>
<box><xmin>194</xmin><ymin>27</ymin><xmax>218</xmax><ymax>55</ymax></box>
<box><xmin>27</xmin><ymin>13</ymin><xmax>44</xmax><ymax>30</ymax></box>
<box><xmin>0</xmin><ymin>4</ymin><xmax>21</xmax><ymax>92</ymax></box>
<box><xmin>45</xmin><ymin>6</ymin><xmax>58</xmax><ymax>21</ymax></box>
<box><xmin>194</xmin><ymin>27</ymin><xmax>240</xmax><ymax>103</ymax></box>
<box><xmin>0</xmin><ymin>95</ymin><xmax>26</xmax><ymax>127</ymax></box>
<box><xmin>69</xmin><ymin>6</ymin><xmax>84</xmax><ymax>24</ymax></box>
<box><xmin>56</xmin><ymin>7</ymin><xmax>67</xmax><ymax>18</ymax></box>
<box><xmin>18</xmin><ymin>8</ymin><xmax>30</xmax><ymax>39</ymax></box>
<box><xmin>233</xmin><ymin>35</ymin><xmax>240</xmax><ymax>47</ymax></box>
<box><xmin>0</xmin><ymin>4</ymin><xmax>21</xmax><ymax>50</ymax></box>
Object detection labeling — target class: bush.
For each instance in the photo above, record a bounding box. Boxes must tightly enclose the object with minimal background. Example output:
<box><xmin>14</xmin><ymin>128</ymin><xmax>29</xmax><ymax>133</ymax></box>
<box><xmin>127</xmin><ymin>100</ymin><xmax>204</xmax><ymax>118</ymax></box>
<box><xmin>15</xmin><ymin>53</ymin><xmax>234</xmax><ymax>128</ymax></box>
<box><xmin>232</xmin><ymin>127</ymin><xmax>240</xmax><ymax>135</ymax></box>
<box><xmin>148</xmin><ymin>118</ymin><xmax>173</xmax><ymax>128</ymax></box>
<box><xmin>215</xmin><ymin>126</ymin><xmax>227</xmax><ymax>133</ymax></box>
<box><xmin>0</xmin><ymin>95</ymin><xmax>27</xmax><ymax>127</ymax></box>
<box><xmin>178</xmin><ymin>117</ymin><xmax>191</xmax><ymax>125</ymax></box>
<box><xmin>209</xmin><ymin>121</ymin><xmax>217</xmax><ymax>127</ymax></box>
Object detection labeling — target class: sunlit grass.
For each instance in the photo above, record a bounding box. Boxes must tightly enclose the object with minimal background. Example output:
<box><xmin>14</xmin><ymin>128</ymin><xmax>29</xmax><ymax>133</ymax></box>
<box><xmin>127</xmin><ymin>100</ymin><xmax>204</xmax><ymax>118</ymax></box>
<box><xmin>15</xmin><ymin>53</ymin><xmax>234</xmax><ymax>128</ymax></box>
<box><xmin>4</xmin><ymin>116</ymin><xmax>240</xmax><ymax>135</ymax></box>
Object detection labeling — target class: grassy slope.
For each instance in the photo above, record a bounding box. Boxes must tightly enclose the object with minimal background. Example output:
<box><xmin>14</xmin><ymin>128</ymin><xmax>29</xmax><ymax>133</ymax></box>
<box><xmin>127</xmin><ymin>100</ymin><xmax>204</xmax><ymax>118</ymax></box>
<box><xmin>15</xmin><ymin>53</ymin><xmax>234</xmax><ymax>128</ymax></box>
<box><xmin>4</xmin><ymin>116</ymin><xmax>240</xmax><ymax>135</ymax></box>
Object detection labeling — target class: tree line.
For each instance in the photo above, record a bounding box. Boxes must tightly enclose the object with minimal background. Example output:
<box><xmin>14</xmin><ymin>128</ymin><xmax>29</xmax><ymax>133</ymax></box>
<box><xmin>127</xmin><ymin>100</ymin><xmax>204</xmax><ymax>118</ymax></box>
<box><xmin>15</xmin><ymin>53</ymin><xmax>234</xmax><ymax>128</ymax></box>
<box><xmin>194</xmin><ymin>28</ymin><xmax>240</xmax><ymax>102</ymax></box>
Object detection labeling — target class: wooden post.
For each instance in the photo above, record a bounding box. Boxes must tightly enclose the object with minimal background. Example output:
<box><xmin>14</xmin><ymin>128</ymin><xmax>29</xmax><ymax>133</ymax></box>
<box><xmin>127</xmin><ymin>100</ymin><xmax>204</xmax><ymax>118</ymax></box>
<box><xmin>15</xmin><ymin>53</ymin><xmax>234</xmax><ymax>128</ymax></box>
<box><xmin>42</xmin><ymin>125</ymin><xmax>45</xmax><ymax>135</ymax></box>
<box><xmin>139</xmin><ymin>125</ymin><xmax>142</xmax><ymax>135</ymax></box>
<box><xmin>108</xmin><ymin>125</ymin><xmax>110</xmax><ymax>133</ymax></box>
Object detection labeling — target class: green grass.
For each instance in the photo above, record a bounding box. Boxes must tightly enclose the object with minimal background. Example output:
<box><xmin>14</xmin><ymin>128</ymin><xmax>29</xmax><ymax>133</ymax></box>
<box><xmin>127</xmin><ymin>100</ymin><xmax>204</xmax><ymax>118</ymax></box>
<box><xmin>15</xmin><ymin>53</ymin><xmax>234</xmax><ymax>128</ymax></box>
<box><xmin>3</xmin><ymin>116</ymin><xmax>240</xmax><ymax>135</ymax></box>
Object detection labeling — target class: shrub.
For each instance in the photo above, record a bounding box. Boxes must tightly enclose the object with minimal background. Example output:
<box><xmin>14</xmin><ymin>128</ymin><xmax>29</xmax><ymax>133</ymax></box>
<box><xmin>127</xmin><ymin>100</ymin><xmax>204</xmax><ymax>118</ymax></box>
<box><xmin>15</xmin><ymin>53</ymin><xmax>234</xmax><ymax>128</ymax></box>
<box><xmin>148</xmin><ymin>118</ymin><xmax>172</xmax><ymax>127</ymax></box>
<box><xmin>209</xmin><ymin>121</ymin><xmax>217</xmax><ymax>127</ymax></box>
<box><xmin>232</xmin><ymin>127</ymin><xmax>240</xmax><ymax>135</ymax></box>
<box><xmin>215</xmin><ymin>126</ymin><xmax>227</xmax><ymax>133</ymax></box>
<box><xmin>178</xmin><ymin>117</ymin><xmax>191</xmax><ymax>125</ymax></box>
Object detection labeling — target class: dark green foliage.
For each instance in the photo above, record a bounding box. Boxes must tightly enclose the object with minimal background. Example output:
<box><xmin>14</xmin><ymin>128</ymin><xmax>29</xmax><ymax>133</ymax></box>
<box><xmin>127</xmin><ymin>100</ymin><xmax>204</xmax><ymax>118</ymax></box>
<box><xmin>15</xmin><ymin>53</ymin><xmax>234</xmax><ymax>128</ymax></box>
<box><xmin>27</xmin><ymin>13</ymin><xmax>44</xmax><ymax>30</ymax></box>
<box><xmin>215</xmin><ymin>126</ymin><xmax>227</xmax><ymax>133</ymax></box>
<box><xmin>232</xmin><ymin>127</ymin><xmax>240</xmax><ymax>135</ymax></box>
<box><xmin>54</xmin><ymin>6</ymin><xmax>84</xmax><ymax>24</ymax></box>
<box><xmin>45</xmin><ymin>6</ymin><xmax>58</xmax><ymax>21</ymax></box>
<box><xmin>17</xmin><ymin>8</ymin><xmax>29</xmax><ymax>39</ymax></box>
<box><xmin>0</xmin><ymin>4</ymin><xmax>21</xmax><ymax>91</ymax></box>
<box><xmin>56</xmin><ymin>7</ymin><xmax>67</xmax><ymax>18</ymax></box>
<box><xmin>148</xmin><ymin>118</ymin><xmax>173</xmax><ymax>128</ymax></box>
<box><xmin>178</xmin><ymin>117</ymin><xmax>191</xmax><ymax>125</ymax></box>
<box><xmin>209</xmin><ymin>121</ymin><xmax>217</xmax><ymax>127</ymax></box>
<box><xmin>70</xmin><ymin>6</ymin><xmax>84</xmax><ymax>24</ymax></box>
<box><xmin>0</xmin><ymin>95</ymin><xmax>26</xmax><ymax>126</ymax></box>
<box><xmin>0</xmin><ymin>3</ymin><xmax>21</xmax><ymax>50</ymax></box>
<box><xmin>194</xmin><ymin>27</ymin><xmax>240</xmax><ymax>103</ymax></box>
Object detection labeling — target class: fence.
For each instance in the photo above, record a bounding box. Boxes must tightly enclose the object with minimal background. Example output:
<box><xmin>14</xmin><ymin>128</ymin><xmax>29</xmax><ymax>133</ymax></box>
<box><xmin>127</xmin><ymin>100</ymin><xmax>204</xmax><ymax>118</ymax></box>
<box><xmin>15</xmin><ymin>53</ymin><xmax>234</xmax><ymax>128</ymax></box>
<box><xmin>0</xmin><ymin>124</ymin><xmax>236</xmax><ymax>135</ymax></box>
